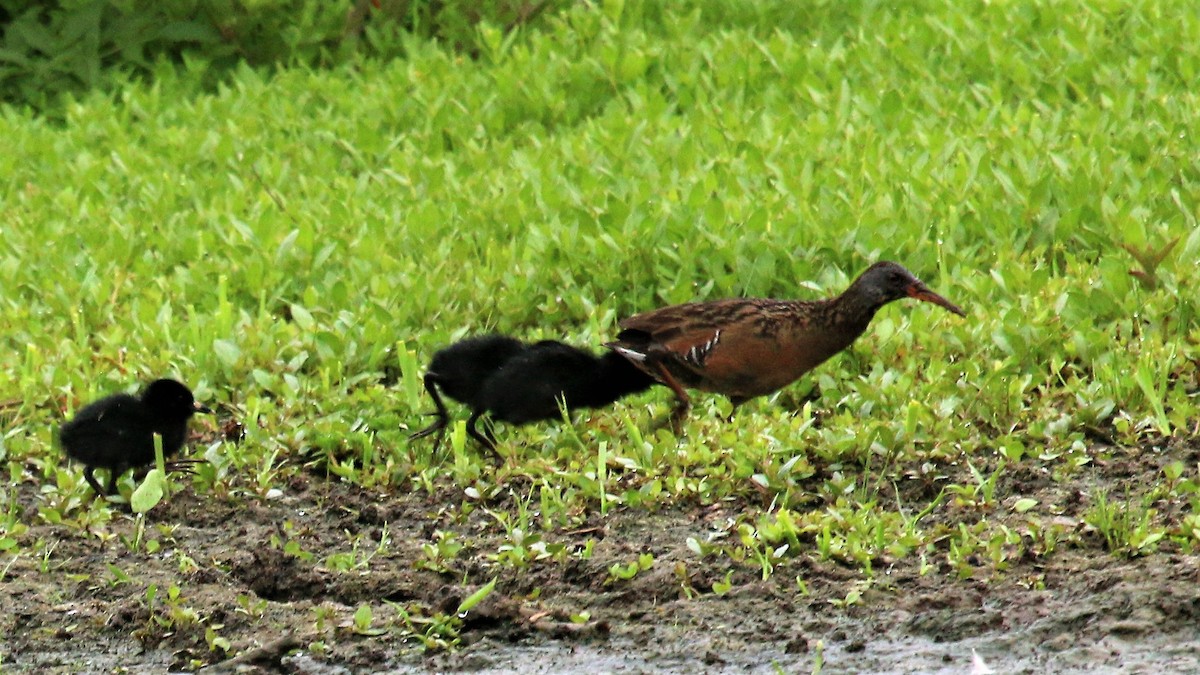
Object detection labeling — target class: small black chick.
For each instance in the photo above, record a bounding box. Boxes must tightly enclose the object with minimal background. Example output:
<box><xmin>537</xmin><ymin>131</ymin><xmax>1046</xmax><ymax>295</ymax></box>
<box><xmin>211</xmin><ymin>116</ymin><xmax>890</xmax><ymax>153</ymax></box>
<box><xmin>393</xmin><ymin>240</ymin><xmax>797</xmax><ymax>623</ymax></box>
<box><xmin>466</xmin><ymin>341</ymin><xmax>657</xmax><ymax>451</ymax></box>
<box><xmin>408</xmin><ymin>334</ymin><xmax>529</xmax><ymax>450</ymax></box>
<box><xmin>60</xmin><ymin>378</ymin><xmax>211</xmax><ymax>496</ymax></box>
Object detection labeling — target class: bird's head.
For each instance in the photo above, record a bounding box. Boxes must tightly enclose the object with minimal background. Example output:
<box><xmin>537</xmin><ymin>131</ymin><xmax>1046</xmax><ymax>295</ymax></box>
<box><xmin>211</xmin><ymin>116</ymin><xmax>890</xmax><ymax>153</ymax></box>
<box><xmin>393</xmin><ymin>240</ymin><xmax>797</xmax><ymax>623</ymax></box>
<box><xmin>142</xmin><ymin>379</ymin><xmax>212</xmax><ymax>420</ymax></box>
<box><xmin>851</xmin><ymin>261</ymin><xmax>966</xmax><ymax>316</ymax></box>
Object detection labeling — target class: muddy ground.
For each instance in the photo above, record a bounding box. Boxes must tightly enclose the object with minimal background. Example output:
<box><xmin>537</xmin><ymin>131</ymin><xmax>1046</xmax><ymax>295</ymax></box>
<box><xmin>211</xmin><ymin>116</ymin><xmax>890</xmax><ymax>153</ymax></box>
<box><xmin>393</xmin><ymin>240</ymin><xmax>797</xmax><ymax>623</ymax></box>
<box><xmin>3</xmin><ymin>435</ymin><xmax>1200</xmax><ymax>674</ymax></box>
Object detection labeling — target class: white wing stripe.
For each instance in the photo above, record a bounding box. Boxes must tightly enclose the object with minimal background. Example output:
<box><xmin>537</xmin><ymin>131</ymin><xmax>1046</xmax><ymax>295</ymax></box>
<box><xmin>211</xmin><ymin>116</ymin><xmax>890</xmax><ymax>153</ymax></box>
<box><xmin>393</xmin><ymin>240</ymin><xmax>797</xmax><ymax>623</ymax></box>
<box><xmin>683</xmin><ymin>329</ymin><xmax>721</xmax><ymax>367</ymax></box>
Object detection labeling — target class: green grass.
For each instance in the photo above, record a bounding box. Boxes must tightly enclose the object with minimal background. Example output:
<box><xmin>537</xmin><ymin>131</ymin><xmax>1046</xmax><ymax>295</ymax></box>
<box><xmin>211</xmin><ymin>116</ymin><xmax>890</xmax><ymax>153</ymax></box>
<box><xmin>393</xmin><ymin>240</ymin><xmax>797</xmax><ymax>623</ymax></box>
<box><xmin>2</xmin><ymin>0</ymin><xmax>1199</xmax><ymax>613</ymax></box>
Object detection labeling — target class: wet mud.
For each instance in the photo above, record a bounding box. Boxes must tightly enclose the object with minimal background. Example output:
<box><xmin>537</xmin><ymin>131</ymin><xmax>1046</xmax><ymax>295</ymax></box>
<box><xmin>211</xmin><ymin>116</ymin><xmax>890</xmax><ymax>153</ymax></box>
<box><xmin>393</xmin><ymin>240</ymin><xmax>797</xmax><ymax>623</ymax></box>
<box><xmin>3</xmin><ymin>439</ymin><xmax>1199</xmax><ymax>673</ymax></box>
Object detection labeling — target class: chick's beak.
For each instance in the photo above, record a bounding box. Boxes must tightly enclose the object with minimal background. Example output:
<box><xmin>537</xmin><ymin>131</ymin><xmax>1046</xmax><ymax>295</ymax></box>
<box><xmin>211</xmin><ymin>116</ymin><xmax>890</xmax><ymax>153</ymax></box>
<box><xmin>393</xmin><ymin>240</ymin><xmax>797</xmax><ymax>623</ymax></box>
<box><xmin>194</xmin><ymin>402</ymin><xmax>214</xmax><ymax>414</ymax></box>
<box><xmin>906</xmin><ymin>282</ymin><xmax>966</xmax><ymax>317</ymax></box>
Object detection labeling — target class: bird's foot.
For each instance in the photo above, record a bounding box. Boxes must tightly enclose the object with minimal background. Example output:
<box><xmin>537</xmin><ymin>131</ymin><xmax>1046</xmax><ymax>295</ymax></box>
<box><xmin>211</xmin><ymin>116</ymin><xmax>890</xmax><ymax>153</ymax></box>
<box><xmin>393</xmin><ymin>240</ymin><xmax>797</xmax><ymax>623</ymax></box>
<box><xmin>164</xmin><ymin>458</ymin><xmax>206</xmax><ymax>476</ymax></box>
<box><xmin>669</xmin><ymin>402</ymin><xmax>690</xmax><ymax>431</ymax></box>
<box><xmin>408</xmin><ymin>421</ymin><xmax>446</xmax><ymax>441</ymax></box>
<box><xmin>648</xmin><ymin>404</ymin><xmax>690</xmax><ymax>435</ymax></box>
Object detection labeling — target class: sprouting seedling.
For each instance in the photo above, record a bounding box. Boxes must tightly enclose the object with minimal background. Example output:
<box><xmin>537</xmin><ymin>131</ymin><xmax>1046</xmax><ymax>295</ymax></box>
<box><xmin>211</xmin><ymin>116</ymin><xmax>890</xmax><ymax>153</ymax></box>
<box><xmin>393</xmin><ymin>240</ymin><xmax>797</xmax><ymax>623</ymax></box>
<box><xmin>1121</xmin><ymin>236</ymin><xmax>1180</xmax><ymax>290</ymax></box>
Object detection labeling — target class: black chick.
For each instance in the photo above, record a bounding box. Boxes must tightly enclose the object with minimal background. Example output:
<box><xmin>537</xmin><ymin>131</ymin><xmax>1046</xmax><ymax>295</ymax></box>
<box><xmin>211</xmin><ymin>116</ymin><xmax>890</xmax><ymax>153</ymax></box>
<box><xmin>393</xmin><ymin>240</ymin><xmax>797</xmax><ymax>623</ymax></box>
<box><xmin>408</xmin><ymin>334</ymin><xmax>529</xmax><ymax>451</ymax></box>
<box><xmin>59</xmin><ymin>378</ymin><xmax>212</xmax><ymax>496</ymax></box>
<box><xmin>466</xmin><ymin>341</ymin><xmax>657</xmax><ymax>452</ymax></box>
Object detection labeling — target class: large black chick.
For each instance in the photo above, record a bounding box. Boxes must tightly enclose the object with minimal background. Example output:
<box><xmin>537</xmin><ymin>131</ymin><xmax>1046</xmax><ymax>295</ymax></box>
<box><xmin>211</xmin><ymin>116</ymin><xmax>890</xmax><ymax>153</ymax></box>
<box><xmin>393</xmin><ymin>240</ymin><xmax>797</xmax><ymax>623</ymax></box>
<box><xmin>408</xmin><ymin>334</ymin><xmax>529</xmax><ymax>451</ymax></box>
<box><xmin>467</xmin><ymin>340</ymin><xmax>656</xmax><ymax>452</ymax></box>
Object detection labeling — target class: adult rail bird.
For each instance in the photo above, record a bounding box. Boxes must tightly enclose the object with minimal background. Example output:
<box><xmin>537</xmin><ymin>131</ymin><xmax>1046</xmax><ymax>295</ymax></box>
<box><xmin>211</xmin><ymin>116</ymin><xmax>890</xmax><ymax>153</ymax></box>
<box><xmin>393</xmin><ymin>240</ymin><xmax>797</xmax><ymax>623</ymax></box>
<box><xmin>606</xmin><ymin>261</ymin><xmax>965</xmax><ymax>426</ymax></box>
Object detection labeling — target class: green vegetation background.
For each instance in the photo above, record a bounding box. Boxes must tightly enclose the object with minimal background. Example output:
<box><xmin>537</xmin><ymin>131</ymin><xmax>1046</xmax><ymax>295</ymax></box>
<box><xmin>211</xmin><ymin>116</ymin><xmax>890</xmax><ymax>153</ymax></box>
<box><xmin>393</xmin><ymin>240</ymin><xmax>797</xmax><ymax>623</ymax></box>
<box><xmin>1</xmin><ymin>0</ymin><xmax>1198</xmax><ymax>575</ymax></box>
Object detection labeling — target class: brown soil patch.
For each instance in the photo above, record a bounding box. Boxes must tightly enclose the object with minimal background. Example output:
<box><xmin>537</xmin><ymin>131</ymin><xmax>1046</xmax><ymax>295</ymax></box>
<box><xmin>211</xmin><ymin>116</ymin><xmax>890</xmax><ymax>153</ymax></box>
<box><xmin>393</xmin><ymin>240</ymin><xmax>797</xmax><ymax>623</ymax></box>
<box><xmin>3</xmin><ymin>440</ymin><xmax>1200</xmax><ymax>673</ymax></box>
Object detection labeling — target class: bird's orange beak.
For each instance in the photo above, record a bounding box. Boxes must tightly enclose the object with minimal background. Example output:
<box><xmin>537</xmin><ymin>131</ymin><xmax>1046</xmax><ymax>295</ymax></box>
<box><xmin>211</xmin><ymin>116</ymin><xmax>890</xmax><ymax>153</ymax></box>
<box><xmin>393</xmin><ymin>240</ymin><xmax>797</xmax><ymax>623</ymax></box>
<box><xmin>907</xmin><ymin>283</ymin><xmax>966</xmax><ymax>317</ymax></box>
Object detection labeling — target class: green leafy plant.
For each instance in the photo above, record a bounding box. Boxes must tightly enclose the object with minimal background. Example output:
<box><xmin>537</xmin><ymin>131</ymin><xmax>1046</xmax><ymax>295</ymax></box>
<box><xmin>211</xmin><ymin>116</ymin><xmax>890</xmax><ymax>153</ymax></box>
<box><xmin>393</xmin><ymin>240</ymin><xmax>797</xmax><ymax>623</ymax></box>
<box><xmin>130</xmin><ymin>433</ymin><xmax>168</xmax><ymax>514</ymax></box>
<box><xmin>606</xmin><ymin>552</ymin><xmax>654</xmax><ymax>582</ymax></box>
<box><xmin>0</xmin><ymin>0</ymin><xmax>574</xmax><ymax>113</ymax></box>
<box><xmin>351</xmin><ymin>604</ymin><xmax>387</xmax><ymax>637</ymax></box>
<box><xmin>418</xmin><ymin>530</ymin><xmax>465</xmax><ymax>574</ymax></box>
<box><xmin>1121</xmin><ymin>236</ymin><xmax>1180</xmax><ymax>290</ymax></box>
<box><xmin>0</xmin><ymin>0</ymin><xmax>1198</xmax><ymax>665</ymax></box>
<box><xmin>1084</xmin><ymin>491</ymin><xmax>1166</xmax><ymax>556</ymax></box>
<box><xmin>324</xmin><ymin>524</ymin><xmax>391</xmax><ymax>572</ymax></box>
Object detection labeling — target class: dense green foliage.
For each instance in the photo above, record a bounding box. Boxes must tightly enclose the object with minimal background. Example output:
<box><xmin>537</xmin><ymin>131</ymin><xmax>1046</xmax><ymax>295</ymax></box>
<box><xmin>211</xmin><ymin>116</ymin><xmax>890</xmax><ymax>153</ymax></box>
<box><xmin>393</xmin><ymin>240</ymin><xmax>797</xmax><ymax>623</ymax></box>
<box><xmin>0</xmin><ymin>0</ymin><xmax>563</xmax><ymax>110</ymax></box>
<box><xmin>1</xmin><ymin>0</ymin><xmax>1198</xmax><ymax>587</ymax></box>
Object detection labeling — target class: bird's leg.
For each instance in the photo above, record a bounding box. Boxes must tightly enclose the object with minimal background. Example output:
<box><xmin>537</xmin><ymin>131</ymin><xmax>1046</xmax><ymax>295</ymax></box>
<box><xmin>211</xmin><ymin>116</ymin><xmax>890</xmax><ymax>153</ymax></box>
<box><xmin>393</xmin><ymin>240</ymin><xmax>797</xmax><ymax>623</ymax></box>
<box><xmin>652</xmin><ymin>363</ymin><xmax>691</xmax><ymax>432</ymax></box>
<box><xmin>726</xmin><ymin>396</ymin><xmax>748</xmax><ymax>423</ymax></box>
<box><xmin>408</xmin><ymin>375</ymin><xmax>450</xmax><ymax>443</ymax></box>
<box><xmin>105</xmin><ymin>467</ymin><xmax>124</xmax><ymax>496</ymax></box>
<box><xmin>426</xmin><ymin>427</ymin><xmax>447</xmax><ymax>454</ymax></box>
<box><xmin>465</xmin><ymin>410</ymin><xmax>501</xmax><ymax>459</ymax></box>
<box><xmin>82</xmin><ymin>467</ymin><xmax>106</xmax><ymax>497</ymax></box>
<box><xmin>426</xmin><ymin>373</ymin><xmax>448</xmax><ymax>417</ymax></box>
<box><xmin>482</xmin><ymin>419</ymin><xmax>498</xmax><ymax>448</ymax></box>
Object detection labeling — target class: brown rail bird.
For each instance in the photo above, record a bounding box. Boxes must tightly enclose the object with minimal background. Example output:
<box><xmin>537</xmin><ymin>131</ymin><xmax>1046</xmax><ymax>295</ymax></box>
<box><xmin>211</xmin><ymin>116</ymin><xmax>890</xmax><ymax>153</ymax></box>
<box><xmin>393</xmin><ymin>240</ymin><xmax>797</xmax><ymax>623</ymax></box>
<box><xmin>606</xmin><ymin>261</ymin><xmax>965</xmax><ymax>426</ymax></box>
